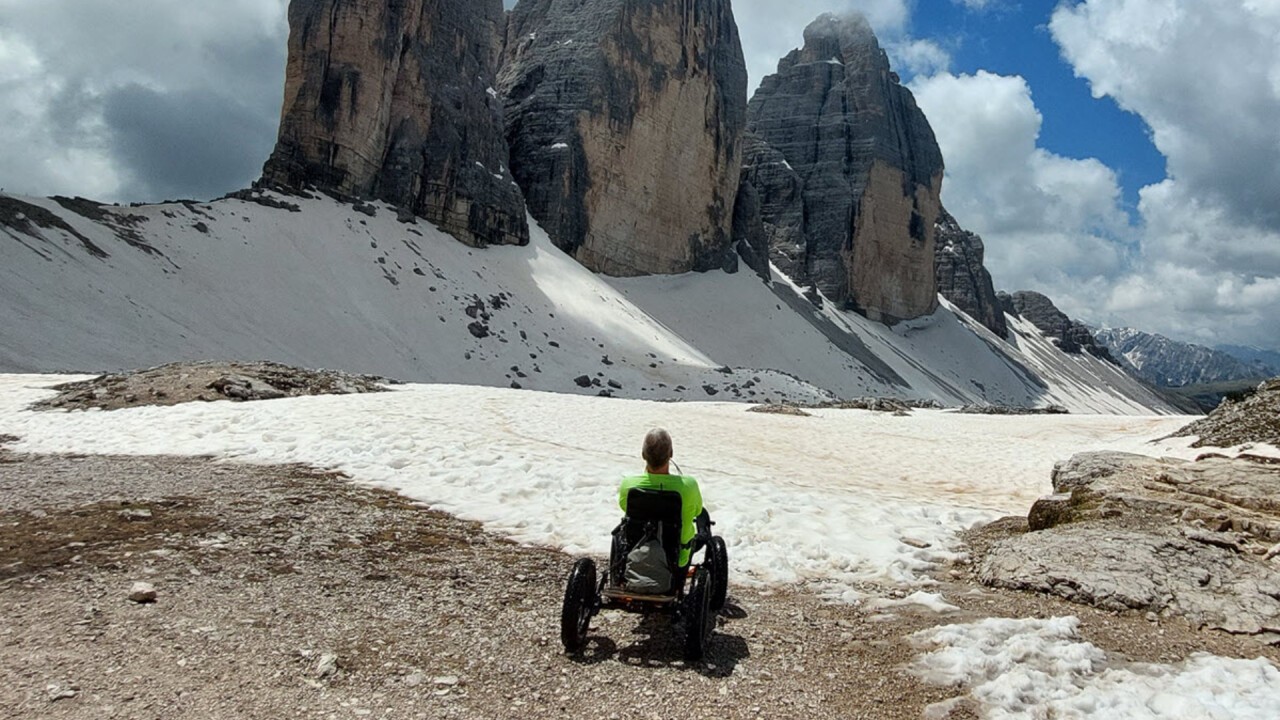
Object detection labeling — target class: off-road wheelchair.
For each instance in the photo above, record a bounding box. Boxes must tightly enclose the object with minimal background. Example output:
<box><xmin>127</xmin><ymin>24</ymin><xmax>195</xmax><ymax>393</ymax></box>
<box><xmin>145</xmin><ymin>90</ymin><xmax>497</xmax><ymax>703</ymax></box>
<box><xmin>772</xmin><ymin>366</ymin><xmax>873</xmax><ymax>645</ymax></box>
<box><xmin>559</xmin><ymin>488</ymin><xmax>729</xmax><ymax>660</ymax></box>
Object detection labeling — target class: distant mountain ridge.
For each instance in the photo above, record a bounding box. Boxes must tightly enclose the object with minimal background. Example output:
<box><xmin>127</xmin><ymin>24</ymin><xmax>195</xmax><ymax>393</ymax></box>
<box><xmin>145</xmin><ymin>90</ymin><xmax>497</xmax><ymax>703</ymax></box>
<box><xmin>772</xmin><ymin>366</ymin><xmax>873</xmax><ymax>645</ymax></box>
<box><xmin>1095</xmin><ymin>328</ymin><xmax>1268</xmax><ymax>388</ymax></box>
<box><xmin>1215</xmin><ymin>344</ymin><xmax>1280</xmax><ymax>377</ymax></box>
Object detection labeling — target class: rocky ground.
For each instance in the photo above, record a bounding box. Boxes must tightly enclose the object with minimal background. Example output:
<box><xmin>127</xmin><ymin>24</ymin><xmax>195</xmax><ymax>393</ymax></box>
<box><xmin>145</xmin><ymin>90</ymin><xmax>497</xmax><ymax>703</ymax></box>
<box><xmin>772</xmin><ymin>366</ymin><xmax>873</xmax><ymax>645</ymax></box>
<box><xmin>3</xmin><ymin>440</ymin><xmax>1278</xmax><ymax>719</ymax></box>
<box><xmin>1173</xmin><ymin>377</ymin><xmax>1280</xmax><ymax>448</ymax></box>
<box><xmin>32</xmin><ymin>361</ymin><xmax>391</xmax><ymax>413</ymax></box>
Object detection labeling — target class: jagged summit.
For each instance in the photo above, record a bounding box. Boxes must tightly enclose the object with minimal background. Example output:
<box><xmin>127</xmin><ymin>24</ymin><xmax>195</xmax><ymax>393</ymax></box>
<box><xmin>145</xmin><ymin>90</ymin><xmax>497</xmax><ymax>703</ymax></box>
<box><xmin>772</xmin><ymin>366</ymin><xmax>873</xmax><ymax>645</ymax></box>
<box><xmin>744</xmin><ymin>12</ymin><xmax>944</xmax><ymax>324</ymax></box>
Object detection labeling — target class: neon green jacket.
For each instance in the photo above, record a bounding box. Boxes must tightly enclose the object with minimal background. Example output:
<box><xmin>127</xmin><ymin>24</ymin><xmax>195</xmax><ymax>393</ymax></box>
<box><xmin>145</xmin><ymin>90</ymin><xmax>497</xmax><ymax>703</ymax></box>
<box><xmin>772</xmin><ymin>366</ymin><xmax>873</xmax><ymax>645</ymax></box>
<box><xmin>618</xmin><ymin>473</ymin><xmax>703</xmax><ymax>566</ymax></box>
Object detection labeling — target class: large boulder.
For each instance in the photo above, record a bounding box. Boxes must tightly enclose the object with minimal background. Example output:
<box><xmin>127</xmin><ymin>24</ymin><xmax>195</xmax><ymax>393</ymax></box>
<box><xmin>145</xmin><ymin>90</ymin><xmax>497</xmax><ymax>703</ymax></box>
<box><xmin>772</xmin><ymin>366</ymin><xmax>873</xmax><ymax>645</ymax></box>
<box><xmin>744</xmin><ymin>13</ymin><xmax>943</xmax><ymax>324</ymax></box>
<box><xmin>498</xmin><ymin>0</ymin><xmax>748</xmax><ymax>276</ymax></box>
<box><xmin>934</xmin><ymin>209</ymin><xmax>1008</xmax><ymax>339</ymax></box>
<box><xmin>261</xmin><ymin>0</ymin><xmax>528</xmax><ymax>248</ymax></box>
<box><xmin>982</xmin><ymin>451</ymin><xmax>1280</xmax><ymax>639</ymax></box>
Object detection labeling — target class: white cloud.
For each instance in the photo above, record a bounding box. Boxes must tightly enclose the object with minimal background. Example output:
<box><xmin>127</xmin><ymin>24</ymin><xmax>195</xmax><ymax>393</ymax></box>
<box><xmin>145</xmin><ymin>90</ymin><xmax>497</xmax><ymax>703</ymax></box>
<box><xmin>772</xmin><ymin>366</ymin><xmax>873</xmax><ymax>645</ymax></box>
<box><xmin>903</xmin><ymin>0</ymin><xmax>1280</xmax><ymax>349</ymax></box>
<box><xmin>889</xmin><ymin>39</ymin><xmax>952</xmax><ymax>78</ymax></box>
<box><xmin>912</xmin><ymin>65</ymin><xmax>1280</xmax><ymax>348</ymax></box>
<box><xmin>910</xmin><ymin>71</ymin><xmax>1133</xmax><ymax>293</ymax></box>
<box><xmin>734</xmin><ymin>0</ymin><xmax>912</xmax><ymax>90</ymax></box>
<box><xmin>1048</xmin><ymin>0</ymin><xmax>1280</xmax><ymax>346</ymax></box>
<box><xmin>1051</xmin><ymin>0</ymin><xmax>1280</xmax><ymax>244</ymax></box>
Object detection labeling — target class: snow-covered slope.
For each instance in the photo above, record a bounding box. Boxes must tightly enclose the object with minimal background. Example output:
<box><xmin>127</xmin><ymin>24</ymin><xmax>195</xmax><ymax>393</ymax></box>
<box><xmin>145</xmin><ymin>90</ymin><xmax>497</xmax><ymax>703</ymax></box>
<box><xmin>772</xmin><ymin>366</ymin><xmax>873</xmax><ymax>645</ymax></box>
<box><xmin>611</xmin><ymin>267</ymin><xmax>1174</xmax><ymax>413</ymax></box>
<box><xmin>0</xmin><ymin>190</ymin><xmax>1175</xmax><ymax>413</ymax></box>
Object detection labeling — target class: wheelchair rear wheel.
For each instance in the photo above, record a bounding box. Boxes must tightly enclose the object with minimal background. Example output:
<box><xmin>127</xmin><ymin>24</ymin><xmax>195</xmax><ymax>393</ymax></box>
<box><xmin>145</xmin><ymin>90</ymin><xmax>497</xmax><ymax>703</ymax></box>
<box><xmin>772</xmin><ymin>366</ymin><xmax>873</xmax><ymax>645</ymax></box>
<box><xmin>609</xmin><ymin>531</ymin><xmax>626</xmax><ymax>587</ymax></box>
<box><xmin>560</xmin><ymin>558</ymin><xmax>597</xmax><ymax>653</ymax></box>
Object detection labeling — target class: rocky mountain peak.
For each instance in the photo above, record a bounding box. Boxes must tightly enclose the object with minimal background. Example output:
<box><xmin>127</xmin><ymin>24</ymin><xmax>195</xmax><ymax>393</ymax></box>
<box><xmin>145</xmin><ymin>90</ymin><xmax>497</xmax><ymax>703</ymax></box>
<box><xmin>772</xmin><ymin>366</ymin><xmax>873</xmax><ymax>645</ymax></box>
<box><xmin>799</xmin><ymin>12</ymin><xmax>877</xmax><ymax>55</ymax></box>
<box><xmin>261</xmin><ymin>0</ymin><xmax>528</xmax><ymax>248</ymax></box>
<box><xmin>744</xmin><ymin>12</ymin><xmax>944</xmax><ymax>324</ymax></box>
<box><xmin>1000</xmin><ymin>291</ymin><xmax>1115</xmax><ymax>362</ymax></box>
<box><xmin>498</xmin><ymin>0</ymin><xmax>748</xmax><ymax>276</ymax></box>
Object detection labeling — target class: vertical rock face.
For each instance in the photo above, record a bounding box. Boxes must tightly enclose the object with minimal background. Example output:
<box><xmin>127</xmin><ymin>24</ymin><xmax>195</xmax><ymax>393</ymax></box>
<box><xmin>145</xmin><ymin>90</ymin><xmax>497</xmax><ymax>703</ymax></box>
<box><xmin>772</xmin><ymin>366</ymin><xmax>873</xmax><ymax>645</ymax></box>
<box><xmin>745</xmin><ymin>13</ymin><xmax>943</xmax><ymax>323</ymax></box>
<box><xmin>261</xmin><ymin>0</ymin><xmax>528</xmax><ymax>247</ymax></box>
<box><xmin>1001</xmin><ymin>291</ymin><xmax>1116</xmax><ymax>362</ymax></box>
<box><xmin>935</xmin><ymin>209</ymin><xmax>1008</xmax><ymax>338</ymax></box>
<box><xmin>740</xmin><ymin>132</ymin><xmax>806</xmax><ymax>279</ymax></box>
<box><xmin>498</xmin><ymin>0</ymin><xmax>748</xmax><ymax>276</ymax></box>
<box><xmin>731</xmin><ymin>180</ymin><xmax>771</xmax><ymax>281</ymax></box>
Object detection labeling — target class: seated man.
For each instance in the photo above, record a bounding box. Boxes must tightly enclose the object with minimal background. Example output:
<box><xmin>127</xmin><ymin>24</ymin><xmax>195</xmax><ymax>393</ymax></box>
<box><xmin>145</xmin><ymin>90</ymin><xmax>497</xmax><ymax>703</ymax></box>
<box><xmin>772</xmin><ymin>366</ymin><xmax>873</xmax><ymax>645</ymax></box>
<box><xmin>618</xmin><ymin>428</ymin><xmax>709</xmax><ymax>568</ymax></box>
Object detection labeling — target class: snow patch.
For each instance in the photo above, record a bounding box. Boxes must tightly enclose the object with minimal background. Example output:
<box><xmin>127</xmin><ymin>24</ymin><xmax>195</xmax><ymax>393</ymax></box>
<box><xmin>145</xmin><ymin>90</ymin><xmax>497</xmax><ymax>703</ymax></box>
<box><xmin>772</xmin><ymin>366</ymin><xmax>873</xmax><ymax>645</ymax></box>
<box><xmin>912</xmin><ymin>617</ymin><xmax>1280</xmax><ymax>719</ymax></box>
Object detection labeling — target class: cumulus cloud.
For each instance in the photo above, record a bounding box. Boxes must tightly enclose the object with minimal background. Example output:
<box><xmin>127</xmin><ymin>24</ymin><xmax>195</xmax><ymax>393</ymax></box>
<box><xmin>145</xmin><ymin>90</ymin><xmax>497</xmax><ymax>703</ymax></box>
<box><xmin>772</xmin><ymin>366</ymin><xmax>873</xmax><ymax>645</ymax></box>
<box><xmin>1052</xmin><ymin>0</ymin><xmax>1280</xmax><ymax>235</ymax></box>
<box><xmin>888</xmin><ymin>38</ymin><xmax>953</xmax><ymax>78</ymax></box>
<box><xmin>0</xmin><ymin>0</ymin><xmax>287</xmax><ymax>202</ymax></box>
<box><xmin>732</xmin><ymin>0</ymin><xmax>912</xmax><ymax>89</ymax></box>
<box><xmin>910</xmin><ymin>0</ymin><xmax>1280</xmax><ymax>348</ymax></box>
<box><xmin>911</xmin><ymin>71</ymin><xmax>1133</xmax><ymax>292</ymax></box>
<box><xmin>1048</xmin><ymin>0</ymin><xmax>1280</xmax><ymax>346</ymax></box>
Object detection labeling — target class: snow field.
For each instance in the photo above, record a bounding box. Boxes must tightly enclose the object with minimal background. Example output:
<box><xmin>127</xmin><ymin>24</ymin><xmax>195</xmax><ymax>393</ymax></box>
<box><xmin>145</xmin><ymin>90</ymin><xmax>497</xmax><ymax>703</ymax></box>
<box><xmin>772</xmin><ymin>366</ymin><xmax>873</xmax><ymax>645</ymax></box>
<box><xmin>0</xmin><ymin>376</ymin><xmax>1192</xmax><ymax>599</ymax></box>
<box><xmin>912</xmin><ymin>617</ymin><xmax>1280</xmax><ymax>719</ymax></box>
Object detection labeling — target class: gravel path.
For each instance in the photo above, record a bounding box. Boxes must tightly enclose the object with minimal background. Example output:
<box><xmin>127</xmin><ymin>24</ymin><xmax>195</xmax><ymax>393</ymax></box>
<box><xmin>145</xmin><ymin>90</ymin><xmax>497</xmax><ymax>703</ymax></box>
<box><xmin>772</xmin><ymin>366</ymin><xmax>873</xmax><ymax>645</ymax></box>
<box><xmin>2</xmin><ymin>445</ymin><xmax>1276</xmax><ymax>719</ymax></box>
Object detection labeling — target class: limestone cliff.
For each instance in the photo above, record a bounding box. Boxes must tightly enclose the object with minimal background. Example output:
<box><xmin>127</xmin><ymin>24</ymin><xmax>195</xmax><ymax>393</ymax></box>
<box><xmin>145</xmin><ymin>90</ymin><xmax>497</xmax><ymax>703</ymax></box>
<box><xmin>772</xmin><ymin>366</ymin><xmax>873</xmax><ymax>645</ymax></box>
<box><xmin>731</xmin><ymin>180</ymin><xmax>771</xmax><ymax>281</ymax></box>
<box><xmin>935</xmin><ymin>209</ymin><xmax>1008</xmax><ymax>338</ymax></box>
<box><xmin>261</xmin><ymin>0</ymin><xmax>528</xmax><ymax>247</ymax></box>
<box><xmin>498</xmin><ymin>0</ymin><xmax>748</xmax><ymax>276</ymax></box>
<box><xmin>744</xmin><ymin>13</ymin><xmax>943</xmax><ymax>323</ymax></box>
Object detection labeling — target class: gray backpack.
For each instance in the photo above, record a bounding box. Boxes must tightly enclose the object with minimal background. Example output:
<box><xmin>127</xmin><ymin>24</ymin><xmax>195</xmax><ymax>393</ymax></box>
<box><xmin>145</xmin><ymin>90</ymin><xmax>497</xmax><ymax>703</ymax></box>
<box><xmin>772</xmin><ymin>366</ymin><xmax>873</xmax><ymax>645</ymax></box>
<box><xmin>624</xmin><ymin>523</ymin><xmax>673</xmax><ymax>594</ymax></box>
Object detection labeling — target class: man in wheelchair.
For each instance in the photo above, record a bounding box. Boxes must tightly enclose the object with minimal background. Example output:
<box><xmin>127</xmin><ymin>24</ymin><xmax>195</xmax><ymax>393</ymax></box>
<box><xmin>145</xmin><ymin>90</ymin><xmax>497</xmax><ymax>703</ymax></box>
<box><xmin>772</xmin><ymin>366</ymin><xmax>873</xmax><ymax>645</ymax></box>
<box><xmin>559</xmin><ymin>428</ymin><xmax>728</xmax><ymax>659</ymax></box>
<box><xmin>612</xmin><ymin>428</ymin><xmax>712</xmax><ymax>595</ymax></box>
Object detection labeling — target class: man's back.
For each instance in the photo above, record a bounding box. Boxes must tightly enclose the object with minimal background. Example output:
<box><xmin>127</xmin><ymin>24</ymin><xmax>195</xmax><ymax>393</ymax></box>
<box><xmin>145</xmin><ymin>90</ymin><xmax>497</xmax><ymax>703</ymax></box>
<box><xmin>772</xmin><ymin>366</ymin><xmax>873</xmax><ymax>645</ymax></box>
<box><xmin>619</xmin><ymin>473</ymin><xmax>702</xmax><ymax>566</ymax></box>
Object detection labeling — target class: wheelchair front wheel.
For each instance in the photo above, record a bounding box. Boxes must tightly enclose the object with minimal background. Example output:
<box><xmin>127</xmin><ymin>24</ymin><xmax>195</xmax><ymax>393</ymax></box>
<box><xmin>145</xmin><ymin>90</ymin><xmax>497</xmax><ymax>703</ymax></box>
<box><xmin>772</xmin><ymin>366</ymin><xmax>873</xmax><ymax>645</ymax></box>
<box><xmin>683</xmin><ymin>566</ymin><xmax>714</xmax><ymax>661</ymax></box>
<box><xmin>708</xmin><ymin>536</ymin><xmax>728</xmax><ymax>611</ymax></box>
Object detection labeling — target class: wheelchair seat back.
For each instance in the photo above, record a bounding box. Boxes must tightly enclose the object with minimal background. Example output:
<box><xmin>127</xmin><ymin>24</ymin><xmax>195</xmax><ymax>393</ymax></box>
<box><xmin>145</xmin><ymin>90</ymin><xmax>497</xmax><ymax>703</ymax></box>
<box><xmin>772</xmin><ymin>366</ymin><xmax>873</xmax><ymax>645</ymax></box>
<box><xmin>624</xmin><ymin>488</ymin><xmax>684</xmax><ymax>573</ymax></box>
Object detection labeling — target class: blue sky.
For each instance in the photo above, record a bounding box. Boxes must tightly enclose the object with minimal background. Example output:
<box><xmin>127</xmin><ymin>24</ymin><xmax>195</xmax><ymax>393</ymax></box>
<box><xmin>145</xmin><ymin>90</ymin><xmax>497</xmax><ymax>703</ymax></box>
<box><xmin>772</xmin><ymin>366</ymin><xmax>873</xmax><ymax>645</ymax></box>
<box><xmin>907</xmin><ymin>0</ymin><xmax>1166</xmax><ymax>214</ymax></box>
<box><xmin>0</xmin><ymin>0</ymin><xmax>1277</xmax><ymax>352</ymax></box>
